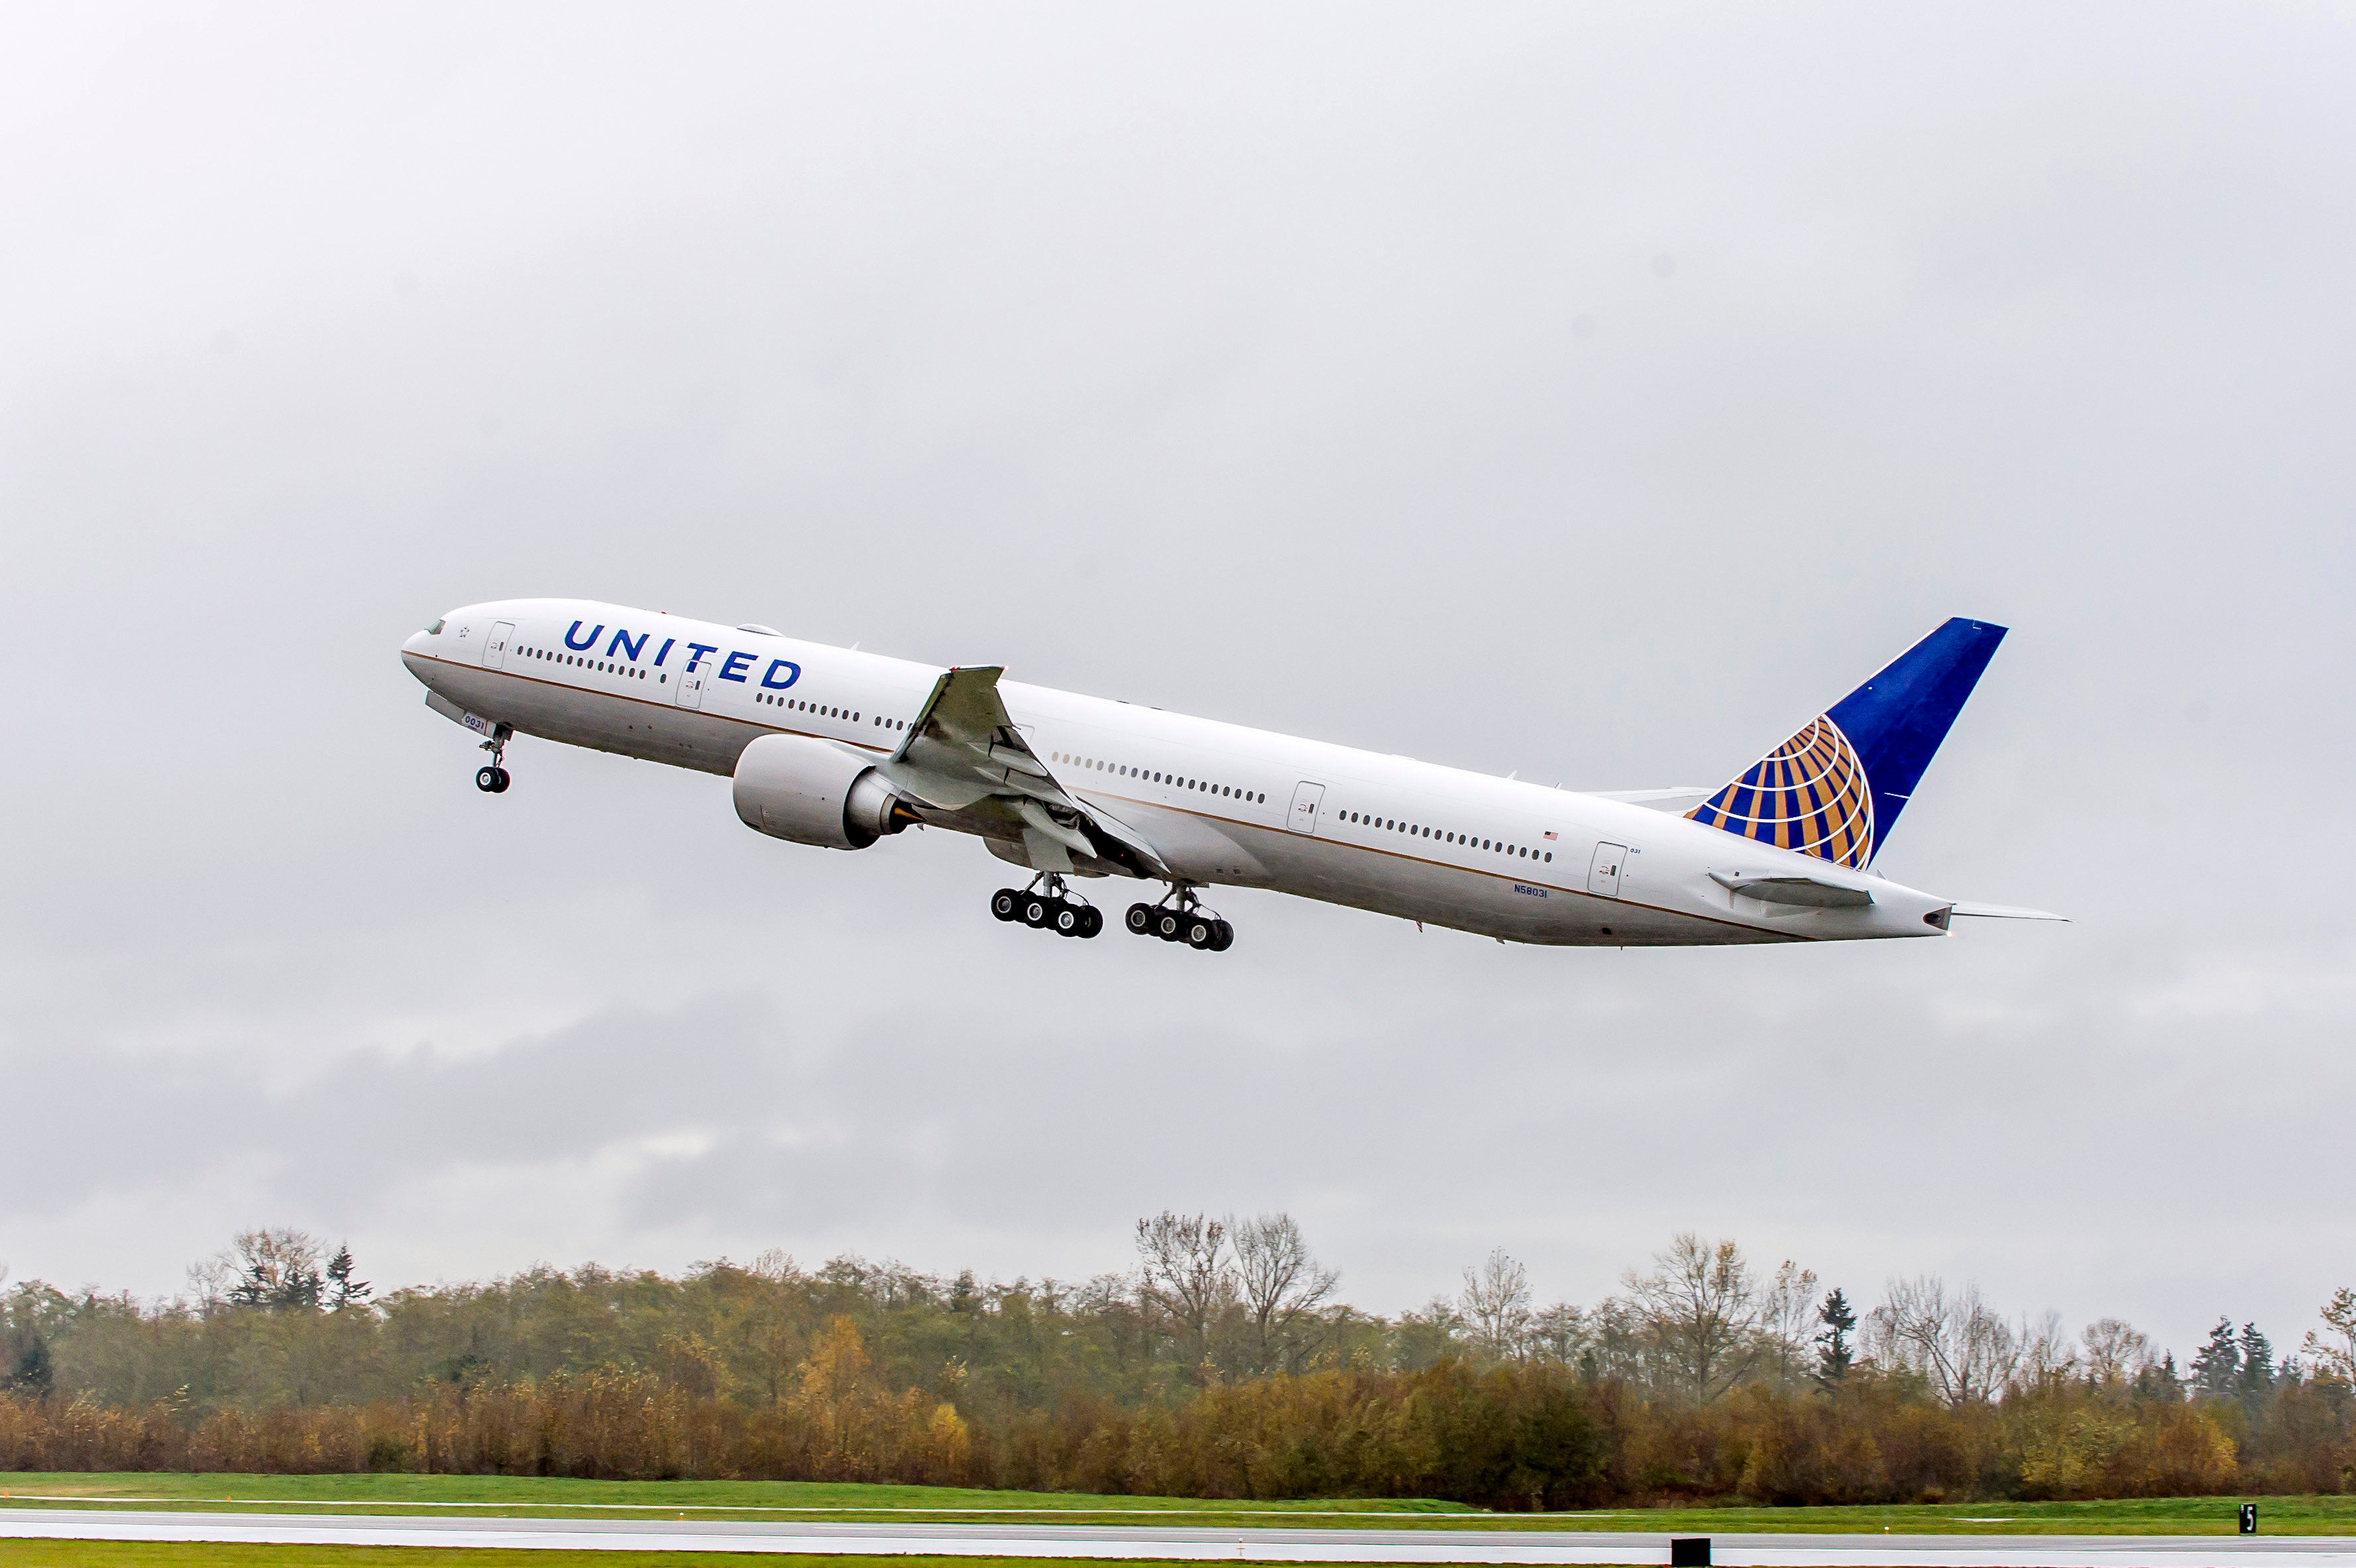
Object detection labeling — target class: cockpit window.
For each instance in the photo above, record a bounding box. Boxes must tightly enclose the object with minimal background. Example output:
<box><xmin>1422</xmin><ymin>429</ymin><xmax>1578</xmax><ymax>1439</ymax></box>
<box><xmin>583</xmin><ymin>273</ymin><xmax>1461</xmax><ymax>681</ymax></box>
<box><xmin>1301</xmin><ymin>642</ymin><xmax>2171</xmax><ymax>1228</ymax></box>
<box><xmin>426</xmin><ymin>618</ymin><xmax>446</xmax><ymax>635</ymax></box>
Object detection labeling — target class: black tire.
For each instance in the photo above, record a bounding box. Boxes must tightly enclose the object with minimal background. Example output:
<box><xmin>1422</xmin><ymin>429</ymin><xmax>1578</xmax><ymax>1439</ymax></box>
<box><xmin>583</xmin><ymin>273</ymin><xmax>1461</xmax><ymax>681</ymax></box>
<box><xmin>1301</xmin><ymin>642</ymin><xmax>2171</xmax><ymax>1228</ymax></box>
<box><xmin>1021</xmin><ymin>896</ymin><xmax>1054</xmax><ymax>928</ymax></box>
<box><xmin>1052</xmin><ymin>903</ymin><xmax>1082</xmax><ymax>936</ymax></box>
<box><xmin>1209</xmin><ymin>919</ymin><xmax>1234</xmax><ymax>952</ymax></box>
<box><xmin>1125</xmin><ymin>903</ymin><xmax>1154</xmax><ymax>935</ymax></box>
<box><xmin>1184</xmin><ymin>916</ymin><xmax>1216</xmax><ymax>948</ymax></box>
<box><xmin>1078</xmin><ymin>907</ymin><xmax>1103</xmax><ymax>939</ymax></box>
<box><xmin>991</xmin><ymin>889</ymin><xmax>1021</xmax><ymax>922</ymax></box>
<box><xmin>1154</xmin><ymin>910</ymin><xmax>1184</xmax><ymax>942</ymax></box>
<box><xmin>476</xmin><ymin>766</ymin><xmax>500</xmax><ymax>792</ymax></box>
<box><xmin>491</xmin><ymin>767</ymin><xmax>511</xmax><ymax>793</ymax></box>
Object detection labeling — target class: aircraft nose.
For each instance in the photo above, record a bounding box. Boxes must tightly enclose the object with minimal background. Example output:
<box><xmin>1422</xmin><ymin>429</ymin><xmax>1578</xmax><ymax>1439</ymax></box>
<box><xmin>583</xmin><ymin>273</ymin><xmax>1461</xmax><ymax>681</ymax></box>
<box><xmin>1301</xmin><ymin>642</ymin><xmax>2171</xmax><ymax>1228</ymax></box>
<box><xmin>401</xmin><ymin>616</ymin><xmax>449</xmax><ymax>681</ymax></box>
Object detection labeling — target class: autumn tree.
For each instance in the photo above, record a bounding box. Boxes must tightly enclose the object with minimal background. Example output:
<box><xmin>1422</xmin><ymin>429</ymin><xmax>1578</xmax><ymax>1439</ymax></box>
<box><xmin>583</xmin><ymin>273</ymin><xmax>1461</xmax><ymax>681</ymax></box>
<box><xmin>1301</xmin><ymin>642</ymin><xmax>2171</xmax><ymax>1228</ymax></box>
<box><xmin>217</xmin><ymin>1229</ymin><xmax>327</xmax><ymax>1312</ymax></box>
<box><xmin>2300</xmin><ymin>1287</ymin><xmax>2356</xmax><ymax>1388</ymax></box>
<box><xmin>1866</xmin><ymin>1276</ymin><xmax>2019</xmax><ymax>1406</ymax></box>
<box><xmin>1459</xmin><ymin>1249</ymin><xmax>1534</xmax><ymax>1363</ymax></box>
<box><xmin>1135</xmin><ymin>1212</ymin><xmax>1232</xmax><ymax>1372</ymax></box>
<box><xmin>1227</xmin><ymin>1212</ymin><xmax>1338</xmax><ymax>1376</ymax></box>
<box><xmin>1757</xmin><ymin>1260</ymin><xmax>1822</xmax><ymax>1387</ymax></box>
<box><xmin>1624</xmin><ymin>1234</ymin><xmax>1762</xmax><ymax>1402</ymax></box>
<box><xmin>2082</xmin><ymin>1318</ymin><xmax>2153</xmax><ymax>1387</ymax></box>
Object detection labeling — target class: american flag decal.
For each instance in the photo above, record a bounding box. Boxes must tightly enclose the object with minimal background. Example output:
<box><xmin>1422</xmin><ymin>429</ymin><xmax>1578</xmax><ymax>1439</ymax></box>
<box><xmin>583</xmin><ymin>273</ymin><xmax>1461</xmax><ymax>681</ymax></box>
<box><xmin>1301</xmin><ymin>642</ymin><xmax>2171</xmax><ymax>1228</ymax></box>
<box><xmin>1543</xmin><ymin>830</ymin><xmax>1558</xmax><ymax>840</ymax></box>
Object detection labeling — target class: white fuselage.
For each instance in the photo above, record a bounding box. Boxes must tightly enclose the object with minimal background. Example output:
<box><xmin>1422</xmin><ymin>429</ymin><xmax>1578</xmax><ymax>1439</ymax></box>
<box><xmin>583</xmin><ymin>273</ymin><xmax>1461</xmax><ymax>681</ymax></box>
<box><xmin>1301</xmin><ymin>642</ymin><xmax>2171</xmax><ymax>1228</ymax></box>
<box><xmin>402</xmin><ymin>598</ymin><xmax>1958</xmax><ymax>947</ymax></box>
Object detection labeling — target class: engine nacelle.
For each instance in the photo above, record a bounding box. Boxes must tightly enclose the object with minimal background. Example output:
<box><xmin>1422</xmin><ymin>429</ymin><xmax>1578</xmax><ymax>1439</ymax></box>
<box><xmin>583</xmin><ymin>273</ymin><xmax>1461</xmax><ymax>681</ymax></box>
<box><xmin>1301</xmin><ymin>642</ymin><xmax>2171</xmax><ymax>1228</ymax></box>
<box><xmin>732</xmin><ymin>734</ymin><xmax>918</xmax><ymax>850</ymax></box>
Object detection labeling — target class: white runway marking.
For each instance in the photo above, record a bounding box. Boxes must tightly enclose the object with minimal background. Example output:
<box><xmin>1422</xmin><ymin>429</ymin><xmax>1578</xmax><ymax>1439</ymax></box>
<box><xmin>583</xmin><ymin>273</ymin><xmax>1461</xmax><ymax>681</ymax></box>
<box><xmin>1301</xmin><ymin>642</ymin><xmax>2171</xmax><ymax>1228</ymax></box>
<box><xmin>3</xmin><ymin>1508</ymin><xmax>2354</xmax><ymax>1565</ymax></box>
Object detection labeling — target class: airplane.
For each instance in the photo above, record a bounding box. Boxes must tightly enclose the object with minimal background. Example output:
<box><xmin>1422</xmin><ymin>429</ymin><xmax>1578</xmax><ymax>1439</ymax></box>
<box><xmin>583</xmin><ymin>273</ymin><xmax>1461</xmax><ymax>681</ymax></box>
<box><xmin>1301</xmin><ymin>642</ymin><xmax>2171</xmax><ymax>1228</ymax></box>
<box><xmin>400</xmin><ymin>602</ymin><xmax>2063</xmax><ymax>950</ymax></box>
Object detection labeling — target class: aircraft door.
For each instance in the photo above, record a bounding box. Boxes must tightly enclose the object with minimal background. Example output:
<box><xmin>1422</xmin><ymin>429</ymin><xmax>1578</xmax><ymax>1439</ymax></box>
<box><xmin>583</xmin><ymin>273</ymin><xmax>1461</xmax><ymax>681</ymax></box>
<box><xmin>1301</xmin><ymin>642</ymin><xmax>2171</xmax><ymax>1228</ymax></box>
<box><xmin>1286</xmin><ymin>781</ymin><xmax>1325</xmax><ymax>835</ymax></box>
<box><xmin>482</xmin><ymin>621</ymin><xmax>514</xmax><ymax>669</ymax></box>
<box><xmin>1588</xmin><ymin>842</ymin><xmax>1627</xmax><ymax>898</ymax></box>
<box><xmin>675</xmin><ymin>663</ymin><xmax>708</xmax><ymax>710</ymax></box>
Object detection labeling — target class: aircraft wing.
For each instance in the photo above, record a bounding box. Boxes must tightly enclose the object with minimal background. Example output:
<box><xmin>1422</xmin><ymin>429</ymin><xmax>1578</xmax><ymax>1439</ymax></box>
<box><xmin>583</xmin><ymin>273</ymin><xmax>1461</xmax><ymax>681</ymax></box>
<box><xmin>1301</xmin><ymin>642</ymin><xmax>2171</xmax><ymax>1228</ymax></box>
<box><xmin>878</xmin><ymin>665</ymin><xmax>1167</xmax><ymax>879</ymax></box>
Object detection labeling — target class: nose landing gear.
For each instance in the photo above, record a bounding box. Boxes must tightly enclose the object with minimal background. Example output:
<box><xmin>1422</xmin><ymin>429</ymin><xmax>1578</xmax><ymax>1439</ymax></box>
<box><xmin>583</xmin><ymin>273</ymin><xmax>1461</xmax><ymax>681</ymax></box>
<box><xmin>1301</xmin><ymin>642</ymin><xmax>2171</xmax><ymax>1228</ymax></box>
<box><xmin>990</xmin><ymin>875</ymin><xmax>1103</xmax><ymax>938</ymax></box>
<box><xmin>475</xmin><ymin>726</ymin><xmax>514</xmax><ymax>793</ymax></box>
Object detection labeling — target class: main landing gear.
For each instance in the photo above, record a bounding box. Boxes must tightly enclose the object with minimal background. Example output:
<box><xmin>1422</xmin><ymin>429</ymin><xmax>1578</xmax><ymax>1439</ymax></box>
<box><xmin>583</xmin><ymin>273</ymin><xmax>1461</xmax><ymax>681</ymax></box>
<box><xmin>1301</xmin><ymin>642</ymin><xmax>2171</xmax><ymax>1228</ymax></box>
<box><xmin>990</xmin><ymin>877</ymin><xmax>1235</xmax><ymax>952</ymax></box>
<box><xmin>475</xmin><ymin>730</ymin><xmax>512</xmax><ymax>793</ymax></box>
<box><xmin>991</xmin><ymin>876</ymin><xmax>1103</xmax><ymax>938</ymax></box>
<box><xmin>1125</xmin><ymin>891</ymin><xmax>1235</xmax><ymax>952</ymax></box>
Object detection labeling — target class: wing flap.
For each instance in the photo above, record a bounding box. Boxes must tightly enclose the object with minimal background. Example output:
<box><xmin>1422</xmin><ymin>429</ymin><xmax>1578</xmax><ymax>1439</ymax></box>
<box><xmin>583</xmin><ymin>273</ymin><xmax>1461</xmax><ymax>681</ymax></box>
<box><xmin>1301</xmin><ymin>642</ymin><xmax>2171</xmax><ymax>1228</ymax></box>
<box><xmin>886</xmin><ymin>665</ymin><xmax>1168</xmax><ymax>879</ymax></box>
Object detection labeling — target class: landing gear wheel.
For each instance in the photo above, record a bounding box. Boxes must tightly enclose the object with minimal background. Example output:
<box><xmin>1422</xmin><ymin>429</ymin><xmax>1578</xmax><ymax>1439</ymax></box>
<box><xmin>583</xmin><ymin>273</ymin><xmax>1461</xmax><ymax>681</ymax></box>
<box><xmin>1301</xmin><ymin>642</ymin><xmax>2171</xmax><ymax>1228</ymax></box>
<box><xmin>1052</xmin><ymin>903</ymin><xmax>1084</xmax><ymax>937</ymax></box>
<box><xmin>1078</xmin><ymin>906</ymin><xmax>1104</xmax><ymax>939</ymax></box>
<box><xmin>1209</xmin><ymin>919</ymin><xmax>1233</xmax><ymax>952</ymax></box>
<box><xmin>1154</xmin><ymin>909</ymin><xmax>1184</xmax><ymax>942</ymax></box>
<box><xmin>1125</xmin><ymin>903</ymin><xmax>1154</xmax><ymax>935</ymax></box>
<box><xmin>1021</xmin><ymin>894</ymin><xmax>1055</xmax><ymax>929</ymax></box>
<box><xmin>475</xmin><ymin>725</ymin><xmax>514</xmax><ymax>793</ymax></box>
<box><xmin>991</xmin><ymin>888</ymin><xmax>1021</xmax><ymax>922</ymax></box>
<box><xmin>1184</xmin><ymin>915</ymin><xmax>1218</xmax><ymax>949</ymax></box>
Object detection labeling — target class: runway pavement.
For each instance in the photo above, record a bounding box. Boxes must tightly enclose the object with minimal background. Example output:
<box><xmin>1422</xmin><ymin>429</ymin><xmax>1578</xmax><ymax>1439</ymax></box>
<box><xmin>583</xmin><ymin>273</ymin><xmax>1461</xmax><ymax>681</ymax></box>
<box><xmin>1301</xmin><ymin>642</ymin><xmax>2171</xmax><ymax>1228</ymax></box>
<box><xmin>3</xmin><ymin>1508</ymin><xmax>2355</xmax><ymax>1565</ymax></box>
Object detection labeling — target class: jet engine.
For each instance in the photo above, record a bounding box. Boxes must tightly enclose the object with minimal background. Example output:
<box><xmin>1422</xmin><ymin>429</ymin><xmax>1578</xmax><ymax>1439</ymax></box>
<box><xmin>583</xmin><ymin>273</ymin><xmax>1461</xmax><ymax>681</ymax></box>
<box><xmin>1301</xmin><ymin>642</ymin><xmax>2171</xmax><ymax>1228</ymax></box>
<box><xmin>732</xmin><ymin>734</ymin><xmax>921</xmax><ymax>850</ymax></box>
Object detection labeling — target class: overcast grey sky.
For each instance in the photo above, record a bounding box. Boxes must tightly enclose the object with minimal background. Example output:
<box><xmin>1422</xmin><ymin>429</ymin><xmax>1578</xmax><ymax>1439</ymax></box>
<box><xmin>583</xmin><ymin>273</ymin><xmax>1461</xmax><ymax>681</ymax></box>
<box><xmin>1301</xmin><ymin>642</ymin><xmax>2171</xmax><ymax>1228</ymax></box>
<box><xmin>3</xmin><ymin>3</ymin><xmax>2352</xmax><ymax>1363</ymax></box>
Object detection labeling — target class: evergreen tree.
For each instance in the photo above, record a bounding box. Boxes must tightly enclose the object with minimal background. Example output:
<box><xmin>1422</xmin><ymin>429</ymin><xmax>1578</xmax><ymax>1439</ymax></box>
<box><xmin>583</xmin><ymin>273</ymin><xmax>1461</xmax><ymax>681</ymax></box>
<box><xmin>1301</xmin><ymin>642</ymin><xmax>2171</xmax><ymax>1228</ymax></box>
<box><xmin>1814</xmin><ymin>1288</ymin><xmax>1856</xmax><ymax>1387</ymax></box>
<box><xmin>326</xmin><ymin>1245</ymin><xmax>371</xmax><ymax>1310</ymax></box>
<box><xmin>2235</xmin><ymin>1322</ymin><xmax>2275</xmax><ymax>1400</ymax></box>
<box><xmin>2134</xmin><ymin>1351</ymin><xmax>2185</xmax><ymax>1402</ymax></box>
<box><xmin>2190</xmin><ymin>1317</ymin><xmax>2239</xmax><ymax>1397</ymax></box>
<box><xmin>4</xmin><ymin>1325</ymin><xmax>53</xmax><ymax>1396</ymax></box>
<box><xmin>219</xmin><ymin>1229</ymin><xmax>327</xmax><ymax>1313</ymax></box>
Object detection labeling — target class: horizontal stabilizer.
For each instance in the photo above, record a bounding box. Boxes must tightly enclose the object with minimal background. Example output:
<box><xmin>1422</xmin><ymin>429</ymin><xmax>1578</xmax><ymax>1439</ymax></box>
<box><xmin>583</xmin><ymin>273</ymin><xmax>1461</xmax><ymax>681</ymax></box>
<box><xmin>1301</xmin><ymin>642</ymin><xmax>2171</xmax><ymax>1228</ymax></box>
<box><xmin>1710</xmin><ymin>871</ymin><xmax>1874</xmax><ymax>909</ymax></box>
<box><xmin>1592</xmin><ymin>787</ymin><xmax>1717</xmax><ymax>813</ymax></box>
<box><xmin>1948</xmin><ymin>901</ymin><xmax>2070</xmax><ymax>922</ymax></box>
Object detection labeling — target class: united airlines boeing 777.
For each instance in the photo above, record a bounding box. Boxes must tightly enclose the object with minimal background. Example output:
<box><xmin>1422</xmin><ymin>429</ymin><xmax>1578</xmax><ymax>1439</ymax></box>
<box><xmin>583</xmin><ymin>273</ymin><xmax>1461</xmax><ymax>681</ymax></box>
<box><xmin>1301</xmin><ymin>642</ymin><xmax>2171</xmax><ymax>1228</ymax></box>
<box><xmin>400</xmin><ymin>604</ymin><xmax>2060</xmax><ymax>950</ymax></box>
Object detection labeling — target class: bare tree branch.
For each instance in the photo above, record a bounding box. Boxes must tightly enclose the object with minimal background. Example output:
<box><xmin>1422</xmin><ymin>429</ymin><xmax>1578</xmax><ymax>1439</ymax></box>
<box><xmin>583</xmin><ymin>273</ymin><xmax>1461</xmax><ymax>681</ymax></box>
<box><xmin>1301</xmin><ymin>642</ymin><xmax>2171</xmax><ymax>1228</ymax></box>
<box><xmin>1227</xmin><ymin>1212</ymin><xmax>1338</xmax><ymax>1376</ymax></box>
<box><xmin>1623</xmin><ymin>1233</ymin><xmax>1762</xmax><ymax>1401</ymax></box>
<box><xmin>1134</xmin><ymin>1211</ymin><xmax>1232</xmax><ymax>1367</ymax></box>
<box><xmin>1459</xmin><ymin>1249</ymin><xmax>1533</xmax><ymax>1363</ymax></box>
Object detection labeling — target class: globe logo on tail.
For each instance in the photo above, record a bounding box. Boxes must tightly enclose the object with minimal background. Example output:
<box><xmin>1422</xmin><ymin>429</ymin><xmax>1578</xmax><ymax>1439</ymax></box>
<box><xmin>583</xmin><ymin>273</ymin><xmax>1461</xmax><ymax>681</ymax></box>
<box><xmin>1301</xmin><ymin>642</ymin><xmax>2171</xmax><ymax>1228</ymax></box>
<box><xmin>1685</xmin><ymin>716</ymin><xmax>1874</xmax><ymax>869</ymax></box>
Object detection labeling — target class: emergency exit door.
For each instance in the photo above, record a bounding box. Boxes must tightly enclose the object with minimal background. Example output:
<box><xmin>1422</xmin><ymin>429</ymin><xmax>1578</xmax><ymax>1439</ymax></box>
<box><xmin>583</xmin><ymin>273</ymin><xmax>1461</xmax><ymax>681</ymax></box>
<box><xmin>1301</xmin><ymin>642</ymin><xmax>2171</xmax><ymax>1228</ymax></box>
<box><xmin>1589</xmin><ymin>842</ymin><xmax>1628</xmax><ymax>897</ymax></box>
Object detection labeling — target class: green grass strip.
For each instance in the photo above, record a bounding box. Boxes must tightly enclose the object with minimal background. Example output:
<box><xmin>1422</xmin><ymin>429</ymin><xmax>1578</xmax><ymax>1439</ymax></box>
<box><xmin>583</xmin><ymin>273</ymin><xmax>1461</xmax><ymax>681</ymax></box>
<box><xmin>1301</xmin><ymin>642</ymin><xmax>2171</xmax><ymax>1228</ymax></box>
<box><xmin>1</xmin><ymin>1475</ymin><xmax>2348</xmax><ymax>1534</ymax></box>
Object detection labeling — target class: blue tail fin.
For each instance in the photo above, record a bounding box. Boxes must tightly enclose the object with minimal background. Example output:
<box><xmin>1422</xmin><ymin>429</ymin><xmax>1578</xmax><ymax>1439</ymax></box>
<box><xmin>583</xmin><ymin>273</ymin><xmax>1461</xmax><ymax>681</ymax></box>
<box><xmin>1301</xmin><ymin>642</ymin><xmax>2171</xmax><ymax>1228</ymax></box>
<box><xmin>1685</xmin><ymin>618</ymin><xmax>2007</xmax><ymax>868</ymax></box>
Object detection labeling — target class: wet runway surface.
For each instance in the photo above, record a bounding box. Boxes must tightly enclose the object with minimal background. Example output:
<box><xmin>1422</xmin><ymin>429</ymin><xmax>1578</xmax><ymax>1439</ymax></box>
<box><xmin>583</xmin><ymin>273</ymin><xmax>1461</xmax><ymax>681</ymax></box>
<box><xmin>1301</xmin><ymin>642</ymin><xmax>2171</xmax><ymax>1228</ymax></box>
<box><xmin>4</xmin><ymin>1507</ymin><xmax>2355</xmax><ymax>1565</ymax></box>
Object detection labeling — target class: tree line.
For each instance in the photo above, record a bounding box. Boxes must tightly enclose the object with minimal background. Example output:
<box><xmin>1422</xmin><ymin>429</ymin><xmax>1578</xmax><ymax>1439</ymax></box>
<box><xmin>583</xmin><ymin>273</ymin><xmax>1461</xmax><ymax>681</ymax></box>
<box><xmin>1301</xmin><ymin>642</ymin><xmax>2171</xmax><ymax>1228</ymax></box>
<box><xmin>3</xmin><ymin>1222</ymin><xmax>2351</xmax><ymax>1507</ymax></box>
